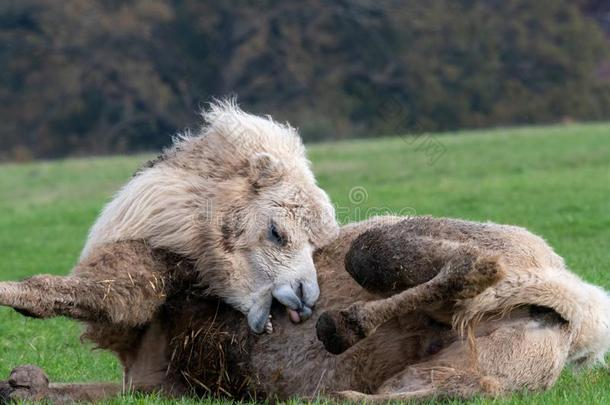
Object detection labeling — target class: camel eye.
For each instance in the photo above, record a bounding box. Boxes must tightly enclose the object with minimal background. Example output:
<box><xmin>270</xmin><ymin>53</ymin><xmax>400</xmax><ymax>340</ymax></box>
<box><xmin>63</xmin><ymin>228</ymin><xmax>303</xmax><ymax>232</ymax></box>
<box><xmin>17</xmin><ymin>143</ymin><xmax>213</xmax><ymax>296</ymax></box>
<box><xmin>268</xmin><ymin>223</ymin><xmax>285</xmax><ymax>247</ymax></box>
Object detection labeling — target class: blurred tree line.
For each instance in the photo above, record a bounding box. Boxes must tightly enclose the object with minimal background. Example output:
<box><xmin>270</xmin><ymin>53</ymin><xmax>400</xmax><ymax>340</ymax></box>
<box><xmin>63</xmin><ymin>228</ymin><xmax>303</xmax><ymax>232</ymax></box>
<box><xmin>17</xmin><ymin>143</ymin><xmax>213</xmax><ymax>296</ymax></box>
<box><xmin>1</xmin><ymin>0</ymin><xmax>609</xmax><ymax>161</ymax></box>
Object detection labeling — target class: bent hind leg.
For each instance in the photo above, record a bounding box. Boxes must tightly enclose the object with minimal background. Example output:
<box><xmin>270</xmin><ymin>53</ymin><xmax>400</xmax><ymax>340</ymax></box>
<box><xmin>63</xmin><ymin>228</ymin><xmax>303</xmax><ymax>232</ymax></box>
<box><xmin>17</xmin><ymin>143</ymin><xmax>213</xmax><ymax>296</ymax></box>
<box><xmin>335</xmin><ymin>370</ymin><xmax>499</xmax><ymax>403</ymax></box>
<box><xmin>345</xmin><ymin>221</ymin><xmax>498</xmax><ymax>296</ymax></box>
<box><xmin>317</xmin><ymin>243</ymin><xmax>504</xmax><ymax>354</ymax></box>
<box><xmin>334</xmin><ymin>312</ymin><xmax>571</xmax><ymax>402</ymax></box>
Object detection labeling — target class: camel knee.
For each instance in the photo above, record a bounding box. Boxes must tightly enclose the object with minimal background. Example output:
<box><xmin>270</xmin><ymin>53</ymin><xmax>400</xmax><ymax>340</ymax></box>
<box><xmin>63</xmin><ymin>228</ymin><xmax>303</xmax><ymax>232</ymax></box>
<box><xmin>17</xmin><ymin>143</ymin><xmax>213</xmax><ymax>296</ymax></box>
<box><xmin>440</xmin><ymin>253</ymin><xmax>505</xmax><ymax>300</ymax></box>
<box><xmin>345</xmin><ymin>227</ymin><xmax>446</xmax><ymax>295</ymax></box>
<box><xmin>345</xmin><ymin>223</ymin><xmax>504</xmax><ymax>299</ymax></box>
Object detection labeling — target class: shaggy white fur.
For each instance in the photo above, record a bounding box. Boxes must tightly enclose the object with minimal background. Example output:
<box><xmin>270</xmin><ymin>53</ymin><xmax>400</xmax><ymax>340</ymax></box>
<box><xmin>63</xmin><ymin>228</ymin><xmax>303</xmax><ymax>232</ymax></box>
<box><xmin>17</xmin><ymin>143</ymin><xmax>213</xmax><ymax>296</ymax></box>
<box><xmin>80</xmin><ymin>100</ymin><xmax>338</xmax><ymax>332</ymax></box>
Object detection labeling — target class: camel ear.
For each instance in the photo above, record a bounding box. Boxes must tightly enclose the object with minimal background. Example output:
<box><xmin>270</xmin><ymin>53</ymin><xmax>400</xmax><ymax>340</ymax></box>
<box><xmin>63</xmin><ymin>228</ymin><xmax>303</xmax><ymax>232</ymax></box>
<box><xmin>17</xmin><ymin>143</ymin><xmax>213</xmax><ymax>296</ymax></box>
<box><xmin>249</xmin><ymin>152</ymin><xmax>285</xmax><ymax>189</ymax></box>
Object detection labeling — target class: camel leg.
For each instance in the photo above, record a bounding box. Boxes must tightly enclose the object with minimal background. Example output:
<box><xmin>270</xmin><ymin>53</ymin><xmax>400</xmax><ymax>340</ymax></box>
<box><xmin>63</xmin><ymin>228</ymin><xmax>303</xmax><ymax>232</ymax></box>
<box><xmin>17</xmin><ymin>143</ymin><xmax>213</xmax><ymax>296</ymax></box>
<box><xmin>344</xmin><ymin>224</ymin><xmax>497</xmax><ymax>296</ymax></box>
<box><xmin>0</xmin><ymin>365</ymin><xmax>122</xmax><ymax>404</ymax></box>
<box><xmin>333</xmin><ymin>312</ymin><xmax>570</xmax><ymax>402</ymax></box>
<box><xmin>1</xmin><ymin>325</ymin><xmax>194</xmax><ymax>405</ymax></box>
<box><xmin>333</xmin><ymin>369</ymin><xmax>486</xmax><ymax>404</ymax></box>
<box><xmin>0</xmin><ymin>241</ymin><xmax>184</xmax><ymax>326</ymax></box>
<box><xmin>334</xmin><ymin>366</ymin><xmax>501</xmax><ymax>403</ymax></box>
<box><xmin>317</xmin><ymin>243</ymin><xmax>504</xmax><ymax>354</ymax></box>
<box><xmin>334</xmin><ymin>370</ymin><xmax>493</xmax><ymax>403</ymax></box>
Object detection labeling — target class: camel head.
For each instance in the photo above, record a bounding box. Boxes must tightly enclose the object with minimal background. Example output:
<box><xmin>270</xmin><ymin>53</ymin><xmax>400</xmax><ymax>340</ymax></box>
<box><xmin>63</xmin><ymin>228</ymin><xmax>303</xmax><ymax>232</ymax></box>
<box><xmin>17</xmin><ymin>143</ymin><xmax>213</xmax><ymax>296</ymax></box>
<box><xmin>80</xmin><ymin>101</ymin><xmax>338</xmax><ymax>334</ymax></box>
<box><xmin>184</xmin><ymin>101</ymin><xmax>339</xmax><ymax>333</ymax></box>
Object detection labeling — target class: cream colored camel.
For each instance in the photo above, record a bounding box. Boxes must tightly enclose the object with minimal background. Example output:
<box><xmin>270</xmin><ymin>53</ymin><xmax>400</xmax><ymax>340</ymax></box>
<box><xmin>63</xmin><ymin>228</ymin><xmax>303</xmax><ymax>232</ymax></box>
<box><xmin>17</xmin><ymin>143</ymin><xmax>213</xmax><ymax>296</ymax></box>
<box><xmin>2</xmin><ymin>215</ymin><xmax>608</xmax><ymax>403</ymax></box>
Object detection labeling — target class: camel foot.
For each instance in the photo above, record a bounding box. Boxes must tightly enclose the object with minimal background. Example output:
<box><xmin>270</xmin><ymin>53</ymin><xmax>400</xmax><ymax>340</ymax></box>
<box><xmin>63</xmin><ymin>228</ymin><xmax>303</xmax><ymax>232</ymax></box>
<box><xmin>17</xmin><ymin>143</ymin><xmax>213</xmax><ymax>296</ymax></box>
<box><xmin>316</xmin><ymin>303</ymin><xmax>367</xmax><ymax>355</ymax></box>
<box><xmin>0</xmin><ymin>365</ymin><xmax>50</xmax><ymax>404</ymax></box>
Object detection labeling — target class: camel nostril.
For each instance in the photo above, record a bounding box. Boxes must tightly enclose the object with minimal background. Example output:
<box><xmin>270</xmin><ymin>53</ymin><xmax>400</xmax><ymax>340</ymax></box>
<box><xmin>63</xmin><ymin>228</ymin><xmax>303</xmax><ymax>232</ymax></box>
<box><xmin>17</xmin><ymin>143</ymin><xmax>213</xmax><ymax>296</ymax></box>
<box><xmin>272</xmin><ymin>284</ymin><xmax>303</xmax><ymax>310</ymax></box>
<box><xmin>297</xmin><ymin>283</ymin><xmax>304</xmax><ymax>301</ymax></box>
<box><xmin>301</xmin><ymin>280</ymin><xmax>321</xmax><ymax>308</ymax></box>
<box><xmin>298</xmin><ymin>305</ymin><xmax>313</xmax><ymax>321</ymax></box>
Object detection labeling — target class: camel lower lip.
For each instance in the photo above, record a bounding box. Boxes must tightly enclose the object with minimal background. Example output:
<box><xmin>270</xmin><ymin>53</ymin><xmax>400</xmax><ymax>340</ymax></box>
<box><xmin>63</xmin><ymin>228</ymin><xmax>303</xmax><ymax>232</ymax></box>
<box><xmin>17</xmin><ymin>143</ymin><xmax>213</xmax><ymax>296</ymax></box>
<box><xmin>287</xmin><ymin>308</ymin><xmax>301</xmax><ymax>323</ymax></box>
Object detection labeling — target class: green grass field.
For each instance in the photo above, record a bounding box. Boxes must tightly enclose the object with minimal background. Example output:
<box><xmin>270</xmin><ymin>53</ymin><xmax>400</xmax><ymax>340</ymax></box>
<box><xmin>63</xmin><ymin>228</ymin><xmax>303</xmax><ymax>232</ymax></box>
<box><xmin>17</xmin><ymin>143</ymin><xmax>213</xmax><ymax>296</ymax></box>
<box><xmin>1</xmin><ymin>122</ymin><xmax>609</xmax><ymax>404</ymax></box>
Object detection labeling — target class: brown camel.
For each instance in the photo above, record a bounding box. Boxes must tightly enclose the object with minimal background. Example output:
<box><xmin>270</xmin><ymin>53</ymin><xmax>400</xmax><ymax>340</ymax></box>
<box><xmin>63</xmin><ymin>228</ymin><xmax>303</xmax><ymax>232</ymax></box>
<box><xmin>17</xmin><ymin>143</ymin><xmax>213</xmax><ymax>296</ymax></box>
<box><xmin>2</xmin><ymin>215</ymin><xmax>609</xmax><ymax>403</ymax></box>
